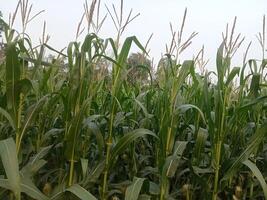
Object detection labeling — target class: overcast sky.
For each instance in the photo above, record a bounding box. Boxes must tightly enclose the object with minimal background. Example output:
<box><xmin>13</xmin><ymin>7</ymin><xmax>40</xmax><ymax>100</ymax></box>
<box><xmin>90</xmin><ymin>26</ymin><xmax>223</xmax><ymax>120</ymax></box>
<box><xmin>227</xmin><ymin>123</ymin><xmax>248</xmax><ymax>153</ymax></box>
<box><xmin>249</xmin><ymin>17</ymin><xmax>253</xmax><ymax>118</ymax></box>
<box><xmin>1</xmin><ymin>0</ymin><xmax>266</xmax><ymax>70</ymax></box>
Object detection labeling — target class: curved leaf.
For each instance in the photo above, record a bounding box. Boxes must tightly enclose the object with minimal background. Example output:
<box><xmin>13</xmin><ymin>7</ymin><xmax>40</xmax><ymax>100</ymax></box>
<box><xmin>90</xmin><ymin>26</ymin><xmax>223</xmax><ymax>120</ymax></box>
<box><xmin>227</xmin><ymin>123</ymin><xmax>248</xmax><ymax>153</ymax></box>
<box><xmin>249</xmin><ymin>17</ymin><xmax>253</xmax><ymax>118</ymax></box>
<box><xmin>17</xmin><ymin>95</ymin><xmax>48</xmax><ymax>152</ymax></box>
<box><xmin>51</xmin><ymin>184</ymin><xmax>97</xmax><ymax>200</ymax></box>
<box><xmin>21</xmin><ymin>178</ymin><xmax>49</xmax><ymax>200</ymax></box>
<box><xmin>0</xmin><ymin>138</ymin><xmax>20</xmax><ymax>199</ymax></box>
<box><xmin>225</xmin><ymin>67</ymin><xmax>240</xmax><ymax>86</ymax></box>
<box><xmin>0</xmin><ymin>107</ymin><xmax>15</xmax><ymax>130</ymax></box>
<box><xmin>109</xmin><ymin>128</ymin><xmax>157</xmax><ymax>169</ymax></box>
<box><xmin>125</xmin><ymin>177</ymin><xmax>145</xmax><ymax>200</ymax></box>
<box><xmin>66</xmin><ymin>184</ymin><xmax>97</xmax><ymax>200</ymax></box>
<box><xmin>243</xmin><ymin>160</ymin><xmax>267</xmax><ymax>199</ymax></box>
<box><xmin>177</xmin><ymin>104</ymin><xmax>206</xmax><ymax>125</ymax></box>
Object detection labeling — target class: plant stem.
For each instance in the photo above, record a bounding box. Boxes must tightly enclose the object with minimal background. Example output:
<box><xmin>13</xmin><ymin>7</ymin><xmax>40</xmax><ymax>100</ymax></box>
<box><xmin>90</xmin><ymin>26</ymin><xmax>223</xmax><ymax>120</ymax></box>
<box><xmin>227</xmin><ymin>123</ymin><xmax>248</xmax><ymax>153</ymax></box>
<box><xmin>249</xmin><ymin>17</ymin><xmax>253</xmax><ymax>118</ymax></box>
<box><xmin>68</xmin><ymin>159</ymin><xmax>75</xmax><ymax>186</ymax></box>
<box><xmin>159</xmin><ymin>179</ymin><xmax>166</xmax><ymax>200</ymax></box>
<box><xmin>249</xmin><ymin>182</ymin><xmax>254</xmax><ymax>199</ymax></box>
<box><xmin>212</xmin><ymin>141</ymin><xmax>222</xmax><ymax>200</ymax></box>
<box><xmin>101</xmin><ymin>102</ymin><xmax>116</xmax><ymax>199</ymax></box>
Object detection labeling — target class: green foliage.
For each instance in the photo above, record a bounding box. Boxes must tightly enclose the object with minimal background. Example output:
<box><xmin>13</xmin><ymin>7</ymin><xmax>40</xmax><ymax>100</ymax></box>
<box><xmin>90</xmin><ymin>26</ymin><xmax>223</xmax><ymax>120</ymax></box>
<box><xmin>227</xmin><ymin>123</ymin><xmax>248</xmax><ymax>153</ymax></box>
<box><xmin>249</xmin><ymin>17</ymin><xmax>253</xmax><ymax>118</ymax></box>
<box><xmin>0</xmin><ymin>2</ymin><xmax>266</xmax><ymax>200</ymax></box>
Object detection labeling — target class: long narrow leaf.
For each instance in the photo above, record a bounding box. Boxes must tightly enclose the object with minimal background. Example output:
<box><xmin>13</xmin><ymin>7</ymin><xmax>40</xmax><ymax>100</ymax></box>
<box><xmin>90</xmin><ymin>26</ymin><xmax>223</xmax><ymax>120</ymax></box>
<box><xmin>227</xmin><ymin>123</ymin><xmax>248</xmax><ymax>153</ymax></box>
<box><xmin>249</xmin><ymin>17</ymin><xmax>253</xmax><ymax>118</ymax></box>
<box><xmin>0</xmin><ymin>138</ymin><xmax>21</xmax><ymax>199</ymax></box>
<box><xmin>243</xmin><ymin>160</ymin><xmax>267</xmax><ymax>199</ymax></box>
<box><xmin>125</xmin><ymin>177</ymin><xmax>145</xmax><ymax>200</ymax></box>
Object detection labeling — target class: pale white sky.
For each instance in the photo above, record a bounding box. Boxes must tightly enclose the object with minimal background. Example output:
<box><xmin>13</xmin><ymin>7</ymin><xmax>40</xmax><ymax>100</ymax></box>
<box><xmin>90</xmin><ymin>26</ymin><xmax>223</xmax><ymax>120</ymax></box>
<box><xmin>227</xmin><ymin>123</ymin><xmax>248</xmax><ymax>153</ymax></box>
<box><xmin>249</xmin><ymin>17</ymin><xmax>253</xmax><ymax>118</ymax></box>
<box><xmin>1</xmin><ymin>0</ymin><xmax>266</xmax><ymax>70</ymax></box>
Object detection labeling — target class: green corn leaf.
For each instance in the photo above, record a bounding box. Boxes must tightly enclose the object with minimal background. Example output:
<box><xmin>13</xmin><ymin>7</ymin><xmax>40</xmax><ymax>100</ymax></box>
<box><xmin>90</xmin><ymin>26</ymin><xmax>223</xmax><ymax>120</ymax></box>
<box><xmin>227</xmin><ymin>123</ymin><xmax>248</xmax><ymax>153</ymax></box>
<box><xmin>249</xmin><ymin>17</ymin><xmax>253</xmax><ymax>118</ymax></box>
<box><xmin>125</xmin><ymin>177</ymin><xmax>145</xmax><ymax>200</ymax></box>
<box><xmin>106</xmin><ymin>38</ymin><xmax>118</xmax><ymax>59</ymax></box>
<box><xmin>177</xmin><ymin>104</ymin><xmax>206</xmax><ymax>125</ymax></box>
<box><xmin>118</xmin><ymin>36</ymin><xmax>146</xmax><ymax>67</ymax></box>
<box><xmin>5</xmin><ymin>42</ymin><xmax>20</xmax><ymax>119</ymax></box>
<box><xmin>0</xmin><ymin>138</ymin><xmax>21</xmax><ymax>199</ymax></box>
<box><xmin>225</xmin><ymin>67</ymin><xmax>240</xmax><ymax>86</ymax></box>
<box><xmin>83</xmin><ymin>120</ymin><xmax>104</xmax><ymax>159</ymax></box>
<box><xmin>65</xmin><ymin>99</ymin><xmax>90</xmax><ymax>161</ymax></box>
<box><xmin>0</xmin><ymin>178</ymin><xmax>49</xmax><ymax>200</ymax></box>
<box><xmin>66</xmin><ymin>184</ymin><xmax>97</xmax><ymax>200</ymax></box>
<box><xmin>81</xmin><ymin>33</ymin><xmax>99</xmax><ymax>60</ymax></box>
<box><xmin>43</xmin><ymin>43</ymin><xmax>67</xmax><ymax>57</ymax></box>
<box><xmin>176</xmin><ymin>60</ymin><xmax>193</xmax><ymax>90</ymax></box>
<box><xmin>21</xmin><ymin>177</ymin><xmax>49</xmax><ymax>200</ymax></box>
<box><xmin>17</xmin><ymin>95</ymin><xmax>48</xmax><ymax>152</ymax></box>
<box><xmin>248</xmin><ymin>59</ymin><xmax>258</xmax><ymax>73</ymax></box>
<box><xmin>109</xmin><ymin>129</ymin><xmax>158</xmax><ymax>169</ymax></box>
<box><xmin>149</xmin><ymin>181</ymin><xmax>160</xmax><ymax>195</ymax></box>
<box><xmin>80</xmin><ymin>158</ymin><xmax>89</xmax><ymax>179</ymax></box>
<box><xmin>243</xmin><ymin>159</ymin><xmax>267</xmax><ymax>199</ymax></box>
<box><xmin>249</xmin><ymin>73</ymin><xmax>260</xmax><ymax>98</ymax></box>
<box><xmin>163</xmin><ymin>141</ymin><xmax>187</xmax><ymax>178</ymax></box>
<box><xmin>203</xmin><ymin>73</ymin><xmax>214</xmax><ymax>133</ymax></box>
<box><xmin>17</xmin><ymin>38</ymin><xmax>34</xmax><ymax>60</ymax></box>
<box><xmin>193</xmin><ymin>128</ymin><xmax>208</xmax><ymax>164</ymax></box>
<box><xmin>20</xmin><ymin>145</ymin><xmax>52</xmax><ymax>177</ymax></box>
<box><xmin>216</xmin><ymin>42</ymin><xmax>224</xmax><ymax>86</ymax></box>
<box><xmin>223</xmin><ymin>123</ymin><xmax>267</xmax><ymax>180</ymax></box>
<box><xmin>51</xmin><ymin>184</ymin><xmax>97</xmax><ymax>200</ymax></box>
<box><xmin>0</xmin><ymin>178</ymin><xmax>12</xmax><ymax>191</ymax></box>
<box><xmin>67</xmin><ymin>41</ymin><xmax>79</xmax><ymax>70</ymax></box>
<box><xmin>85</xmin><ymin>160</ymin><xmax>105</xmax><ymax>185</ymax></box>
<box><xmin>134</xmin><ymin>98</ymin><xmax>153</xmax><ymax>119</ymax></box>
<box><xmin>164</xmin><ymin>155</ymin><xmax>180</xmax><ymax>178</ymax></box>
<box><xmin>31</xmin><ymin>145</ymin><xmax>53</xmax><ymax>165</ymax></box>
<box><xmin>0</xmin><ymin>107</ymin><xmax>15</xmax><ymax>130</ymax></box>
<box><xmin>237</xmin><ymin>95</ymin><xmax>267</xmax><ymax>113</ymax></box>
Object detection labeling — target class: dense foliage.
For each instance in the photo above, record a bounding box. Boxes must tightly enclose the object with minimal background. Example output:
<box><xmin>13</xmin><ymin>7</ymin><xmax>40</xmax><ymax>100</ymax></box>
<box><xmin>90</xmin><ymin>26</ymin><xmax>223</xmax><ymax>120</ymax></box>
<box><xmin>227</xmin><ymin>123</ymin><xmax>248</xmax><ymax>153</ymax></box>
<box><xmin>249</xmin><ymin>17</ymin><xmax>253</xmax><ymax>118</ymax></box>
<box><xmin>0</xmin><ymin>1</ymin><xmax>267</xmax><ymax>200</ymax></box>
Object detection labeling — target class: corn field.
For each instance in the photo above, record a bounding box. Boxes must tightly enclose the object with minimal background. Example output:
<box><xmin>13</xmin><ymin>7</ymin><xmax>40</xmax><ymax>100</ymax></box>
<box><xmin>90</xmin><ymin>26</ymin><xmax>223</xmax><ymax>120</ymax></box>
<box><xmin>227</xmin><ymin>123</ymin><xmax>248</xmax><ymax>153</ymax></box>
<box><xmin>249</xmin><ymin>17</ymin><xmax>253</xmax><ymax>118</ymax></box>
<box><xmin>0</xmin><ymin>0</ymin><xmax>267</xmax><ymax>200</ymax></box>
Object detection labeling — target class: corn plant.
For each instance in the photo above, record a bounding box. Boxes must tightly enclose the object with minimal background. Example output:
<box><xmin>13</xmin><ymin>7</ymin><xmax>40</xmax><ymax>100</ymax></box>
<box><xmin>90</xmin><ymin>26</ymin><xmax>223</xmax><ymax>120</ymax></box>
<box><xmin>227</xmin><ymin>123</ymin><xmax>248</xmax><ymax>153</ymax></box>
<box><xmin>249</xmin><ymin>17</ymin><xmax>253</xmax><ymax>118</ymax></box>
<box><xmin>0</xmin><ymin>1</ymin><xmax>266</xmax><ymax>200</ymax></box>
